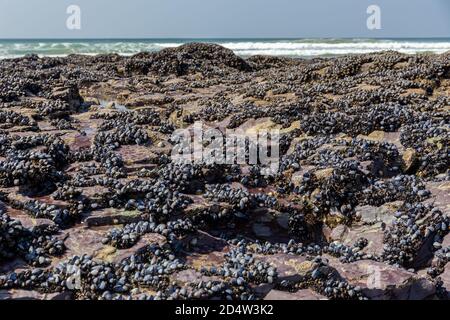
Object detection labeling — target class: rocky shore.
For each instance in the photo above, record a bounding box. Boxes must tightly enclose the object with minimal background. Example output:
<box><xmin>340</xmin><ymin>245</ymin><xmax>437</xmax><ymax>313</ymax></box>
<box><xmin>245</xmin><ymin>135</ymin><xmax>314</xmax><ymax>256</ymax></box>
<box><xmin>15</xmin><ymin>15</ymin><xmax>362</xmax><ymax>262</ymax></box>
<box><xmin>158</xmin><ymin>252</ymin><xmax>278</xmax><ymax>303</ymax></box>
<box><xmin>0</xmin><ymin>43</ymin><xmax>449</xmax><ymax>300</ymax></box>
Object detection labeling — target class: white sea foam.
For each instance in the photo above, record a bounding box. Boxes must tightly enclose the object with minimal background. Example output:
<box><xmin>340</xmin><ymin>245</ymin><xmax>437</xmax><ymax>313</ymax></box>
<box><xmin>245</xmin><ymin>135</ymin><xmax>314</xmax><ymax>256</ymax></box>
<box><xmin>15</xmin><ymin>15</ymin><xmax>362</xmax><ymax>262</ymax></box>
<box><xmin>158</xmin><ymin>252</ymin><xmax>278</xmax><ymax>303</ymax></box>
<box><xmin>0</xmin><ymin>39</ymin><xmax>449</xmax><ymax>59</ymax></box>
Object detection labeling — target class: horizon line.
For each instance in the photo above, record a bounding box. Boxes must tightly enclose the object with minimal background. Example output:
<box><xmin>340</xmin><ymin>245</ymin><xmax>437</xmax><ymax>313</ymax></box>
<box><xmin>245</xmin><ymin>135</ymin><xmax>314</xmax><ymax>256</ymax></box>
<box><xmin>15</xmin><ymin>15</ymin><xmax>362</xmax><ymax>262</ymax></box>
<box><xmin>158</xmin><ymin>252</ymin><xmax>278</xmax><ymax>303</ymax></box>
<box><xmin>1</xmin><ymin>37</ymin><xmax>450</xmax><ymax>41</ymax></box>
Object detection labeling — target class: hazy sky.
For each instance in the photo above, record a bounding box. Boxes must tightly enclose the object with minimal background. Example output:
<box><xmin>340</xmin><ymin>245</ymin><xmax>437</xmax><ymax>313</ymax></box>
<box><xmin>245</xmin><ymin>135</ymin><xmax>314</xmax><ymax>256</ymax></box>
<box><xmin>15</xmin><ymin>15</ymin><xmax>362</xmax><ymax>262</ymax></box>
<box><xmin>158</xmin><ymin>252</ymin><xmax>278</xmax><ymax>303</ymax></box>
<box><xmin>0</xmin><ymin>0</ymin><xmax>449</xmax><ymax>39</ymax></box>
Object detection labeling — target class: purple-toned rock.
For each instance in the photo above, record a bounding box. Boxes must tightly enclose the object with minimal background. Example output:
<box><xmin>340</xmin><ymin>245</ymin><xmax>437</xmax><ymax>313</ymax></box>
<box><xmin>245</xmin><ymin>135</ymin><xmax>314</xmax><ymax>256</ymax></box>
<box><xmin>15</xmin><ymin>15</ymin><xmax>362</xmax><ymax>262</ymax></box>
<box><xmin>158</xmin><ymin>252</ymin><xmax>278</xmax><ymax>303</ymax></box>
<box><xmin>440</xmin><ymin>263</ymin><xmax>450</xmax><ymax>299</ymax></box>
<box><xmin>264</xmin><ymin>289</ymin><xmax>328</xmax><ymax>300</ymax></box>
<box><xmin>329</xmin><ymin>223</ymin><xmax>384</xmax><ymax>256</ymax></box>
<box><xmin>172</xmin><ymin>269</ymin><xmax>221</xmax><ymax>286</ymax></box>
<box><xmin>59</xmin><ymin>226</ymin><xmax>107</xmax><ymax>258</ymax></box>
<box><xmin>0</xmin><ymin>289</ymin><xmax>72</xmax><ymax>300</ymax></box>
<box><xmin>93</xmin><ymin>233</ymin><xmax>166</xmax><ymax>264</ymax></box>
<box><xmin>259</xmin><ymin>254</ymin><xmax>315</xmax><ymax>282</ymax></box>
<box><xmin>83</xmin><ymin>209</ymin><xmax>142</xmax><ymax>227</ymax></box>
<box><xmin>327</xmin><ymin>257</ymin><xmax>436</xmax><ymax>300</ymax></box>
<box><xmin>355</xmin><ymin>202</ymin><xmax>401</xmax><ymax>226</ymax></box>
<box><xmin>424</xmin><ymin>181</ymin><xmax>450</xmax><ymax>217</ymax></box>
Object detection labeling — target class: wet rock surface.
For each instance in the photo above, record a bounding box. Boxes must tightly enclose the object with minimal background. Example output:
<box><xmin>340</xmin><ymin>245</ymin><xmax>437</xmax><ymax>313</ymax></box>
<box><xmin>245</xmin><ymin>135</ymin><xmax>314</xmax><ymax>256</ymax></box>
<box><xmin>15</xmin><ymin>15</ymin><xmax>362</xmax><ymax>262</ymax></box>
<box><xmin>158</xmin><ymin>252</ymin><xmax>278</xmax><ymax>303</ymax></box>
<box><xmin>0</xmin><ymin>44</ymin><xmax>449</xmax><ymax>300</ymax></box>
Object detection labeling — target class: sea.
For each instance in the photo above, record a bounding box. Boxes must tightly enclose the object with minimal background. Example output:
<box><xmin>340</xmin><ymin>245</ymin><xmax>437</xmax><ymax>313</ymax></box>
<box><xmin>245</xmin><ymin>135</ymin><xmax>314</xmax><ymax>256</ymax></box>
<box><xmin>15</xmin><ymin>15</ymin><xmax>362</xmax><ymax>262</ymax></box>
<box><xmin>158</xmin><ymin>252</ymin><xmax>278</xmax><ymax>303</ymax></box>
<box><xmin>0</xmin><ymin>38</ymin><xmax>450</xmax><ymax>59</ymax></box>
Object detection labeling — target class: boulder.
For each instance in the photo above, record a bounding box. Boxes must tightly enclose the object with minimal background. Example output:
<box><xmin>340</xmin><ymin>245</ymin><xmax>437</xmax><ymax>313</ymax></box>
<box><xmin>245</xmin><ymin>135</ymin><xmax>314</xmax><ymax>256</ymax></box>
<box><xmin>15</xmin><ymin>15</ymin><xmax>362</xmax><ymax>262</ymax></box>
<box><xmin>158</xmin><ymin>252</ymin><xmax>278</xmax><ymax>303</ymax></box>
<box><xmin>59</xmin><ymin>226</ymin><xmax>106</xmax><ymax>258</ymax></box>
<box><xmin>6</xmin><ymin>209</ymin><xmax>55</xmax><ymax>230</ymax></box>
<box><xmin>183</xmin><ymin>231</ymin><xmax>229</xmax><ymax>270</ymax></box>
<box><xmin>51</xmin><ymin>86</ymin><xmax>82</xmax><ymax>109</ymax></box>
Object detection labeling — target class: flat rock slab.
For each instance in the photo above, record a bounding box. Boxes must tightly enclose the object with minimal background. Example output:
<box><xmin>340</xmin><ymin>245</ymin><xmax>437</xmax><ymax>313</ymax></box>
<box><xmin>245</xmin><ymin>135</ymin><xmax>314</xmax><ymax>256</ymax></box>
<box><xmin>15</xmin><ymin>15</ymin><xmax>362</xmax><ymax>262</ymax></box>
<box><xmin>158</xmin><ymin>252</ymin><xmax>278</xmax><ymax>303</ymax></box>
<box><xmin>80</xmin><ymin>185</ymin><xmax>110</xmax><ymax>198</ymax></box>
<box><xmin>183</xmin><ymin>232</ymin><xmax>229</xmax><ymax>270</ymax></box>
<box><xmin>0</xmin><ymin>258</ymin><xmax>28</xmax><ymax>275</ymax></box>
<box><xmin>171</xmin><ymin>269</ymin><xmax>221</xmax><ymax>286</ymax></box>
<box><xmin>440</xmin><ymin>262</ymin><xmax>450</xmax><ymax>299</ymax></box>
<box><xmin>355</xmin><ymin>202</ymin><xmax>402</xmax><ymax>226</ymax></box>
<box><xmin>60</xmin><ymin>226</ymin><xmax>107</xmax><ymax>258</ymax></box>
<box><xmin>183</xmin><ymin>231</ymin><xmax>229</xmax><ymax>254</ymax></box>
<box><xmin>329</xmin><ymin>223</ymin><xmax>385</xmax><ymax>257</ymax></box>
<box><xmin>264</xmin><ymin>289</ymin><xmax>328</xmax><ymax>300</ymax></box>
<box><xmin>59</xmin><ymin>226</ymin><xmax>166</xmax><ymax>265</ymax></box>
<box><xmin>185</xmin><ymin>252</ymin><xmax>226</xmax><ymax>271</ymax></box>
<box><xmin>5</xmin><ymin>206</ymin><xmax>55</xmax><ymax>230</ymax></box>
<box><xmin>118</xmin><ymin>144</ymin><xmax>157</xmax><ymax>165</ymax></box>
<box><xmin>442</xmin><ymin>234</ymin><xmax>450</xmax><ymax>248</ymax></box>
<box><xmin>425</xmin><ymin>181</ymin><xmax>450</xmax><ymax>217</ymax></box>
<box><xmin>327</xmin><ymin>257</ymin><xmax>436</xmax><ymax>300</ymax></box>
<box><xmin>83</xmin><ymin>208</ymin><xmax>142</xmax><ymax>227</ymax></box>
<box><xmin>258</xmin><ymin>254</ymin><xmax>314</xmax><ymax>282</ymax></box>
<box><xmin>94</xmin><ymin>233</ymin><xmax>166</xmax><ymax>264</ymax></box>
<box><xmin>0</xmin><ymin>290</ymin><xmax>72</xmax><ymax>300</ymax></box>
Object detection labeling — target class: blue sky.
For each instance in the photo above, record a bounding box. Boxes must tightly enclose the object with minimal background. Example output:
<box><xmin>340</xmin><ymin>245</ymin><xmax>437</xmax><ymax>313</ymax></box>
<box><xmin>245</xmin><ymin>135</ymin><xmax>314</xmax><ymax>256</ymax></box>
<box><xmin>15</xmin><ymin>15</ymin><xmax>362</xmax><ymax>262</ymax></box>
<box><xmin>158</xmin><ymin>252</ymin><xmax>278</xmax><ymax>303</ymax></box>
<box><xmin>0</xmin><ymin>0</ymin><xmax>449</xmax><ymax>39</ymax></box>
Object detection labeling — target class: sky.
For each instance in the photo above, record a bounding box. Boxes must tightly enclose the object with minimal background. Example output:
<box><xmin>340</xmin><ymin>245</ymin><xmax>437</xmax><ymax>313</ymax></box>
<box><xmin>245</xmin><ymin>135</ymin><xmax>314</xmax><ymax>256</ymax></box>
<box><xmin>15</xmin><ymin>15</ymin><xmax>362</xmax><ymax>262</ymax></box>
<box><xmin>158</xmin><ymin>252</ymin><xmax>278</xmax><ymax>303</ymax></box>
<box><xmin>0</xmin><ymin>0</ymin><xmax>449</xmax><ymax>39</ymax></box>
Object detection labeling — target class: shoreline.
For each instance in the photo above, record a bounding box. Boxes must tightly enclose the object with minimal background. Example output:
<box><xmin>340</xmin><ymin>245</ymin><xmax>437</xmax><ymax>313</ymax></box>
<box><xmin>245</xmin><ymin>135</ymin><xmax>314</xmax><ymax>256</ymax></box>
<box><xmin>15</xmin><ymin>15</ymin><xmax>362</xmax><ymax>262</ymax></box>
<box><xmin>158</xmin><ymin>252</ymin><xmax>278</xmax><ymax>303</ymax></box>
<box><xmin>1</xmin><ymin>38</ymin><xmax>450</xmax><ymax>60</ymax></box>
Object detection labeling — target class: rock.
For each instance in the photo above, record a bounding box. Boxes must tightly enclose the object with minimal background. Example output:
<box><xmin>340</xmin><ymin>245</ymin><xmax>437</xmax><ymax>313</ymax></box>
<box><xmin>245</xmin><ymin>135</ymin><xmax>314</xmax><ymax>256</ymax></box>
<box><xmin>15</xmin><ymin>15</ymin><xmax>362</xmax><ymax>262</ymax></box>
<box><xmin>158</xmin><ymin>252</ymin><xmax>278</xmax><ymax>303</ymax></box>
<box><xmin>51</xmin><ymin>86</ymin><xmax>82</xmax><ymax>109</ymax></box>
<box><xmin>183</xmin><ymin>231</ymin><xmax>229</xmax><ymax>253</ymax></box>
<box><xmin>5</xmin><ymin>209</ymin><xmax>55</xmax><ymax>230</ymax></box>
<box><xmin>424</xmin><ymin>181</ymin><xmax>450</xmax><ymax>218</ymax></box>
<box><xmin>105</xmin><ymin>101</ymin><xmax>116</xmax><ymax>109</ymax></box>
<box><xmin>274</xmin><ymin>211</ymin><xmax>290</xmax><ymax>230</ymax></box>
<box><xmin>0</xmin><ymin>258</ymin><xmax>28</xmax><ymax>274</ymax></box>
<box><xmin>124</xmin><ymin>93</ymin><xmax>173</xmax><ymax>107</ymax></box>
<box><xmin>0</xmin><ymin>290</ymin><xmax>72</xmax><ymax>300</ymax></box>
<box><xmin>264</xmin><ymin>289</ymin><xmax>328</xmax><ymax>300</ymax></box>
<box><xmin>150</xmin><ymin>43</ymin><xmax>253</xmax><ymax>76</ymax></box>
<box><xmin>83</xmin><ymin>97</ymin><xmax>100</xmax><ymax>105</ymax></box>
<box><xmin>172</xmin><ymin>269</ymin><xmax>221</xmax><ymax>286</ymax></box>
<box><xmin>118</xmin><ymin>145</ymin><xmax>157</xmax><ymax>166</ymax></box>
<box><xmin>83</xmin><ymin>209</ymin><xmax>142</xmax><ymax>227</ymax></box>
<box><xmin>327</xmin><ymin>257</ymin><xmax>436</xmax><ymax>300</ymax></box>
<box><xmin>186</xmin><ymin>251</ymin><xmax>226</xmax><ymax>271</ymax></box>
<box><xmin>367</xmin><ymin>130</ymin><xmax>386</xmax><ymax>142</ymax></box>
<box><xmin>329</xmin><ymin>223</ymin><xmax>385</xmax><ymax>256</ymax></box>
<box><xmin>252</xmin><ymin>223</ymin><xmax>273</xmax><ymax>238</ymax></box>
<box><xmin>355</xmin><ymin>202</ymin><xmax>402</xmax><ymax>225</ymax></box>
<box><xmin>314</xmin><ymin>168</ymin><xmax>334</xmax><ymax>181</ymax></box>
<box><xmin>184</xmin><ymin>231</ymin><xmax>229</xmax><ymax>270</ymax></box>
<box><xmin>259</xmin><ymin>254</ymin><xmax>315</xmax><ymax>282</ymax></box>
<box><xmin>442</xmin><ymin>234</ymin><xmax>450</xmax><ymax>248</ymax></box>
<box><xmin>401</xmin><ymin>148</ymin><xmax>418</xmax><ymax>172</ymax></box>
<box><xmin>94</xmin><ymin>233</ymin><xmax>166</xmax><ymax>264</ymax></box>
<box><xmin>440</xmin><ymin>263</ymin><xmax>450</xmax><ymax>299</ymax></box>
<box><xmin>251</xmin><ymin>283</ymin><xmax>275</xmax><ymax>297</ymax></box>
<box><xmin>329</xmin><ymin>225</ymin><xmax>349</xmax><ymax>241</ymax></box>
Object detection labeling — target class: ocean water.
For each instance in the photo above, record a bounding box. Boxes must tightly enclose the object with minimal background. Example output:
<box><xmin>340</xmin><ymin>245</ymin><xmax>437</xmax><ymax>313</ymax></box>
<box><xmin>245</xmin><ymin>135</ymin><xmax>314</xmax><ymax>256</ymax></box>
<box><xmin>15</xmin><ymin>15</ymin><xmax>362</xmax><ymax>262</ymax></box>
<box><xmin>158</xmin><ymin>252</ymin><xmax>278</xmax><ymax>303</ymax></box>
<box><xmin>0</xmin><ymin>38</ymin><xmax>450</xmax><ymax>59</ymax></box>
